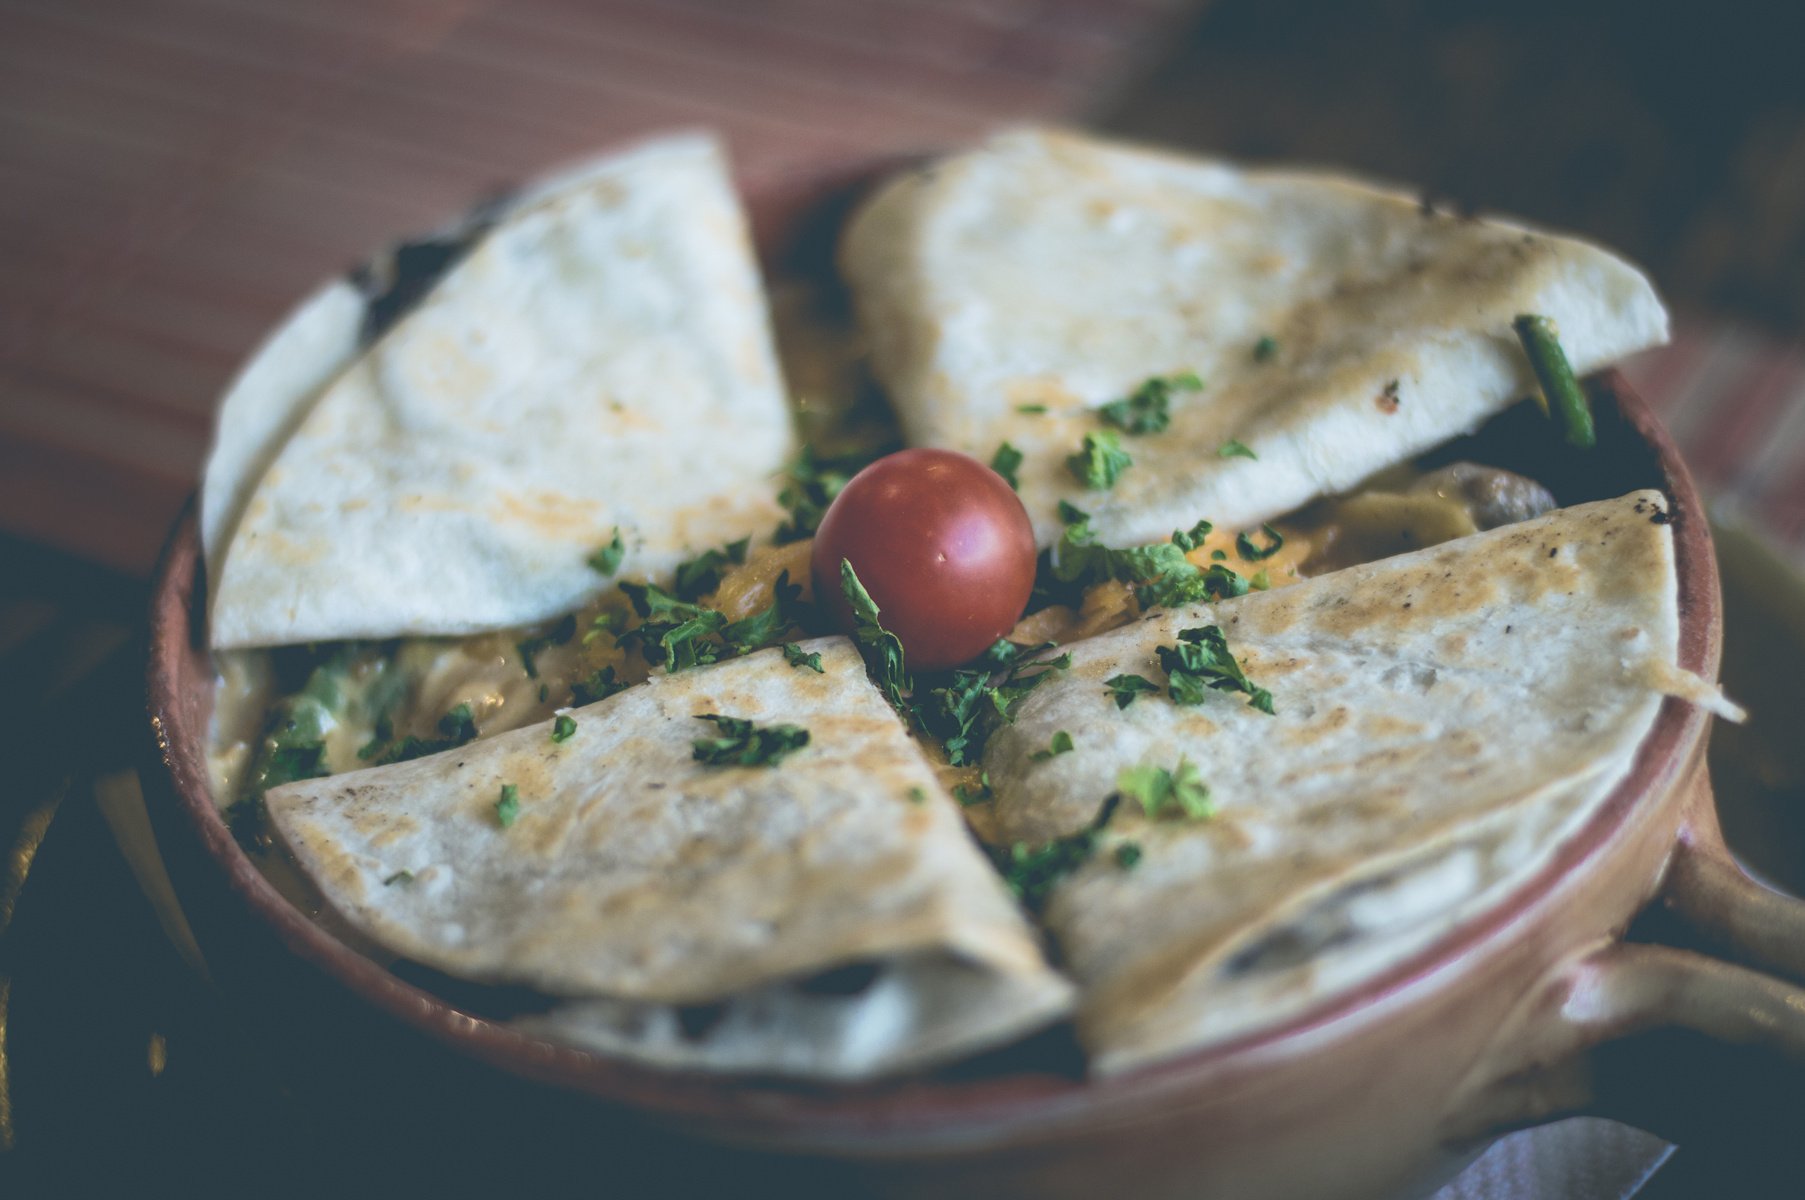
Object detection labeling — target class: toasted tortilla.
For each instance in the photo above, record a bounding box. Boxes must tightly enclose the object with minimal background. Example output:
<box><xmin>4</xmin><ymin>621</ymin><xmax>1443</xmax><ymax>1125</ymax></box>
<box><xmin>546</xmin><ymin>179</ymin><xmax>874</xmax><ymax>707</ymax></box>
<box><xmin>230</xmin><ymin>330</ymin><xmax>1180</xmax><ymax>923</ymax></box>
<box><xmin>265</xmin><ymin>638</ymin><xmax>1072</xmax><ymax>1080</ymax></box>
<box><xmin>209</xmin><ymin>133</ymin><xmax>793</xmax><ymax>649</ymax></box>
<box><xmin>840</xmin><ymin>128</ymin><xmax>1668</xmax><ymax>544</ymax></box>
<box><xmin>978</xmin><ymin>492</ymin><xmax>1725</xmax><ymax>1073</ymax></box>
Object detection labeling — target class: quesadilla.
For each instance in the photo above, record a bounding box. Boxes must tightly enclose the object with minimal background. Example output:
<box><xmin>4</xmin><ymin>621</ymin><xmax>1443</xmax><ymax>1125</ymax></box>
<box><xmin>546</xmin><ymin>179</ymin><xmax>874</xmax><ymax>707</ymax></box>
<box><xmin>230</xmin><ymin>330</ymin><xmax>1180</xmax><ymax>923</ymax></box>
<box><xmin>976</xmin><ymin>491</ymin><xmax>1733</xmax><ymax>1073</ymax></box>
<box><xmin>209</xmin><ymin>133</ymin><xmax>794</xmax><ymax>650</ymax></box>
<box><xmin>839</xmin><ymin>128</ymin><xmax>1668</xmax><ymax>545</ymax></box>
<box><xmin>264</xmin><ymin>638</ymin><xmax>1074</xmax><ymax>1080</ymax></box>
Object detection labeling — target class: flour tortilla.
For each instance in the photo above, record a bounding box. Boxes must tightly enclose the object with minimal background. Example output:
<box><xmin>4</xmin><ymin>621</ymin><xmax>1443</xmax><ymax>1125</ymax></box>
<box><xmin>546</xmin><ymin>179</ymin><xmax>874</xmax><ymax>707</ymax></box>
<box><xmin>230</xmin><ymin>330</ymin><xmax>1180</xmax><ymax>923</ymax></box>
<box><xmin>978</xmin><ymin>491</ymin><xmax>1726</xmax><ymax>1073</ymax></box>
<box><xmin>209</xmin><ymin>133</ymin><xmax>793</xmax><ymax>649</ymax></box>
<box><xmin>840</xmin><ymin>128</ymin><xmax>1669</xmax><ymax>544</ymax></box>
<box><xmin>199</xmin><ymin>278</ymin><xmax>364</xmax><ymax>577</ymax></box>
<box><xmin>265</xmin><ymin>639</ymin><xmax>1073</xmax><ymax>1079</ymax></box>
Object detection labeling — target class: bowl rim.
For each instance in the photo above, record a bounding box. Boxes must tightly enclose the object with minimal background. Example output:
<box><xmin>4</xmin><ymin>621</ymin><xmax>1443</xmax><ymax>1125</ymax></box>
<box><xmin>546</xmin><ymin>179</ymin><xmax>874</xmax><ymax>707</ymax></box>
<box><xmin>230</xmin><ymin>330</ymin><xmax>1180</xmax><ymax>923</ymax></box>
<box><xmin>145</xmin><ymin>366</ymin><xmax>1719</xmax><ymax>1142</ymax></box>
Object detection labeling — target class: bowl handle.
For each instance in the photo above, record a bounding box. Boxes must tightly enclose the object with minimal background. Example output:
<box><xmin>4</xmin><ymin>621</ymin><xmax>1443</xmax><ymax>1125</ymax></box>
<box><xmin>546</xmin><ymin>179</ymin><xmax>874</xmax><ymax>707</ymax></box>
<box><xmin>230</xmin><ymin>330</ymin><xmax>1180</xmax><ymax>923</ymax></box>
<box><xmin>1444</xmin><ymin>788</ymin><xmax>1805</xmax><ymax>1149</ymax></box>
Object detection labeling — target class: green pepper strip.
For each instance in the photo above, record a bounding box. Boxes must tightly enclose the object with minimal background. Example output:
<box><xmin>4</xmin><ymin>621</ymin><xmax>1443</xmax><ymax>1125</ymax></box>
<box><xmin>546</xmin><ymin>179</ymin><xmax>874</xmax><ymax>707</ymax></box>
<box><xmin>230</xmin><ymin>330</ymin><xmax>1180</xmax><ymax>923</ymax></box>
<box><xmin>1513</xmin><ymin>314</ymin><xmax>1594</xmax><ymax>449</ymax></box>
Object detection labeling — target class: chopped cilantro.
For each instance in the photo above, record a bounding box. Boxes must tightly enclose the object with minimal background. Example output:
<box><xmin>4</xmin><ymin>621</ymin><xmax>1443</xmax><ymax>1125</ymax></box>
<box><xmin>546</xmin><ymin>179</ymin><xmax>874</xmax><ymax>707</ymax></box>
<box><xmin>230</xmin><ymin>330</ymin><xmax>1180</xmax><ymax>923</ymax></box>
<box><xmin>990</xmin><ymin>441</ymin><xmax>1024</xmax><ymax>490</ymax></box>
<box><xmin>914</xmin><ymin>648</ymin><xmax>1071</xmax><ymax>767</ymax></box>
<box><xmin>673</xmin><ymin>537</ymin><xmax>751</xmax><ymax>602</ymax></box>
<box><xmin>1250</xmin><ymin>568</ymin><xmax>1271</xmax><ymax>591</ymax></box>
<box><xmin>720</xmin><ymin>572</ymin><xmax>801</xmax><ymax>655</ymax></box>
<box><xmin>988</xmin><ymin>796</ymin><xmax>1118</xmax><ymax>909</ymax></box>
<box><xmin>1170</xmin><ymin>519</ymin><xmax>1214</xmax><ymax>552</ymax></box>
<box><xmin>907</xmin><ymin>786</ymin><xmax>928</xmax><ymax>805</ymax></box>
<box><xmin>365</xmin><ymin>702</ymin><xmax>481</xmax><ymax>766</ymax></box>
<box><xmin>495</xmin><ymin>784</ymin><xmax>520</xmax><ymax>828</ymax></box>
<box><xmin>1236</xmin><ymin>524</ymin><xmax>1285</xmax><ymax>561</ymax></box>
<box><xmin>782</xmin><ymin>642</ymin><xmax>824</xmax><ymax>673</ymax></box>
<box><xmin>1156</xmin><ymin>625</ymin><xmax>1275</xmax><ymax>714</ymax></box>
<box><xmin>1057</xmin><ymin>499</ymin><xmax>1090</xmax><ymax>526</ymax></box>
<box><xmin>1015</xmin><ymin>403</ymin><xmax>1048</xmax><ymax>415</ymax></box>
<box><xmin>1253</xmin><ymin>335</ymin><xmax>1279</xmax><ymax>363</ymax></box>
<box><xmin>1047</xmin><ymin>510</ymin><xmax>1247</xmax><ymax>610</ymax></box>
<box><xmin>1210</xmin><ymin>549</ymin><xmax>1228</xmax><ymax>561</ymax></box>
<box><xmin>1118</xmin><ymin>758</ymin><xmax>1212</xmax><ymax>820</ymax></box>
<box><xmin>587</xmin><ymin>528</ymin><xmax>625</xmax><ymax>576</ymax></box>
<box><xmin>383</xmin><ymin>870</ymin><xmax>414</xmax><ymax>887</ymax></box>
<box><xmin>1114</xmin><ymin>842</ymin><xmax>1143</xmax><ymax>869</ymax></box>
<box><xmin>1098</xmin><ymin>372</ymin><xmax>1200</xmax><ymax>435</ymax></box>
<box><xmin>1066</xmin><ymin>430</ymin><xmax>1133</xmax><ymax>489</ymax></box>
<box><xmin>840</xmin><ymin>560</ymin><xmax>912</xmax><ymax>713</ymax></box>
<box><xmin>1030</xmin><ymin>730</ymin><xmax>1075</xmax><ymax>761</ymax></box>
<box><xmin>516</xmin><ymin>613</ymin><xmax>577</xmax><ymax>679</ymax></box>
<box><xmin>570</xmin><ymin>666</ymin><xmax>629</xmax><ymax>706</ymax></box>
<box><xmin>777</xmin><ymin>444</ymin><xmax>878</xmax><ymax>543</ymax></box>
<box><xmin>551</xmin><ymin>714</ymin><xmax>577</xmax><ymax>743</ymax></box>
<box><xmin>538</xmin><ymin>683</ymin><xmax>550</xmax><ymax>703</ymax></box>
<box><xmin>1218</xmin><ymin>439</ymin><xmax>1258</xmax><ymax>460</ymax></box>
<box><xmin>1105</xmin><ymin>674</ymin><xmax>1160</xmax><ymax>709</ymax></box>
<box><xmin>690</xmin><ymin>714</ymin><xmax>810</xmax><ymax>767</ymax></box>
<box><xmin>582</xmin><ymin>608</ymin><xmax>627</xmax><ymax>645</ymax></box>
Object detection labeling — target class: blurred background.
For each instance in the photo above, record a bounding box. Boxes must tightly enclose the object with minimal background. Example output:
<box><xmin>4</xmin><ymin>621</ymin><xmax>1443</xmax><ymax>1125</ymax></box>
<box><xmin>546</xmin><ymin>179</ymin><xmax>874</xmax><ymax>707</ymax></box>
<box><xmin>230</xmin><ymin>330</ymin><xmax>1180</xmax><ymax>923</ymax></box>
<box><xmin>3</xmin><ymin>2</ymin><xmax>1802</xmax><ymax>1197</ymax></box>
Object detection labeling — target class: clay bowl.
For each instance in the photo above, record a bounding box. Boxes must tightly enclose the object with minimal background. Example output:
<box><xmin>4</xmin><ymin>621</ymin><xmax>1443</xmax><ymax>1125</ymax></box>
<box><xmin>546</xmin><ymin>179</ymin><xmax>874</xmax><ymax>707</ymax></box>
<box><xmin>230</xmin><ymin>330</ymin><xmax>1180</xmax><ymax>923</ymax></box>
<box><xmin>143</xmin><ymin>155</ymin><xmax>1805</xmax><ymax>1199</ymax></box>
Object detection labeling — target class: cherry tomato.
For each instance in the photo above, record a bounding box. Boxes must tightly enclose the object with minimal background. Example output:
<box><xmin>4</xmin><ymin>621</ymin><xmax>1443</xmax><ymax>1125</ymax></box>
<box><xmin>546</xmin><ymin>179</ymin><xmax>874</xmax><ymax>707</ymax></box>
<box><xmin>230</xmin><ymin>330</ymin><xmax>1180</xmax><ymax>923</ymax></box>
<box><xmin>812</xmin><ymin>448</ymin><xmax>1038</xmax><ymax>671</ymax></box>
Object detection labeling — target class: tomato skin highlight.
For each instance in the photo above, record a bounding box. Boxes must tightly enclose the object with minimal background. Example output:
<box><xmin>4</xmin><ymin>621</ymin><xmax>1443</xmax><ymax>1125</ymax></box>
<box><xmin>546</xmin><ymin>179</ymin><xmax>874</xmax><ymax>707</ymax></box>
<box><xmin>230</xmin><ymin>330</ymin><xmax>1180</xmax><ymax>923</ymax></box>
<box><xmin>811</xmin><ymin>449</ymin><xmax>1038</xmax><ymax>671</ymax></box>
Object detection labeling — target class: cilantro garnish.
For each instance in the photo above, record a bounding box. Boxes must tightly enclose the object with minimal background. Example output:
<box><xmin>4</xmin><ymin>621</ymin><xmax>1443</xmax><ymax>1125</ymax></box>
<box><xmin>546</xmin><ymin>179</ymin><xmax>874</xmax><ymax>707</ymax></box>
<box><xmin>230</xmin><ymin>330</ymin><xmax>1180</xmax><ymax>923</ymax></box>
<box><xmin>907</xmin><ymin>786</ymin><xmax>928</xmax><ymax>805</ymax></box>
<box><xmin>988</xmin><ymin>796</ymin><xmax>1118</xmax><ymax>910</ymax></box>
<box><xmin>570</xmin><ymin>666</ymin><xmax>628</xmax><ymax>706</ymax></box>
<box><xmin>1046</xmin><ymin>509</ymin><xmax>1247</xmax><ymax>610</ymax></box>
<box><xmin>1170</xmin><ymin>519</ymin><xmax>1214</xmax><ymax>552</ymax></box>
<box><xmin>1114</xmin><ymin>842</ymin><xmax>1143</xmax><ymax>870</ymax></box>
<box><xmin>586</xmin><ymin>528</ymin><xmax>625</xmax><ymax>576</ymax></box>
<box><xmin>1218</xmin><ymin>439</ymin><xmax>1258</xmax><ymax>460</ymax></box>
<box><xmin>1066</xmin><ymin>430</ymin><xmax>1133</xmax><ymax>489</ymax></box>
<box><xmin>690</xmin><ymin>714</ymin><xmax>810</xmax><ymax>767</ymax></box>
<box><xmin>782</xmin><ymin>643</ymin><xmax>824</xmax><ymax>673</ymax></box>
<box><xmin>365</xmin><ymin>702</ymin><xmax>481</xmax><ymax>766</ymax></box>
<box><xmin>673</xmin><ymin>537</ymin><xmax>751</xmax><ymax>602</ymax></box>
<box><xmin>839</xmin><ymin>560</ymin><xmax>911</xmax><ymax>712</ymax></box>
<box><xmin>1030</xmin><ymin>730</ymin><xmax>1075</xmax><ymax>761</ymax></box>
<box><xmin>383</xmin><ymin>870</ymin><xmax>414</xmax><ymax>887</ymax></box>
<box><xmin>1016</xmin><ymin>403</ymin><xmax>1048</xmax><ymax>415</ymax></box>
<box><xmin>1236</xmin><ymin>524</ymin><xmax>1285</xmax><ymax>561</ymax></box>
<box><xmin>1253</xmin><ymin>335</ymin><xmax>1279</xmax><ymax>363</ymax></box>
<box><xmin>582</xmin><ymin>608</ymin><xmax>627</xmax><ymax>646</ymax></box>
<box><xmin>777</xmin><ymin>444</ymin><xmax>879</xmax><ymax>543</ymax></box>
<box><xmin>1157</xmin><ymin>625</ymin><xmax>1275</xmax><ymax>714</ymax></box>
<box><xmin>1118</xmin><ymin>758</ymin><xmax>1212</xmax><ymax>820</ymax></box>
<box><xmin>495</xmin><ymin>783</ymin><xmax>520</xmax><ymax>828</ymax></box>
<box><xmin>516</xmin><ymin>613</ymin><xmax>577</xmax><ymax>679</ymax></box>
<box><xmin>914</xmin><ymin>646</ymin><xmax>1071</xmax><ymax>767</ymax></box>
<box><xmin>1250</xmin><ymin>568</ymin><xmax>1271</xmax><ymax>591</ymax></box>
<box><xmin>1104</xmin><ymin>674</ymin><xmax>1160</xmax><ymax>709</ymax></box>
<box><xmin>990</xmin><ymin>441</ymin><xmax>1024</xmax><ymax>490</ymax></box>
<box><xmin>720</xmin><ymin>572</ymin><xmax>801</xmax><ymax>655</ymax></box>
<box><xmin>551</xmin><ymin>714</ymin><xmax>577</xmax><ymax>743</ymax></box>
<box><xmin>1098</xmin><ymin>372</ymin><xmax>1200</xmax><ymax>435</ymax></box>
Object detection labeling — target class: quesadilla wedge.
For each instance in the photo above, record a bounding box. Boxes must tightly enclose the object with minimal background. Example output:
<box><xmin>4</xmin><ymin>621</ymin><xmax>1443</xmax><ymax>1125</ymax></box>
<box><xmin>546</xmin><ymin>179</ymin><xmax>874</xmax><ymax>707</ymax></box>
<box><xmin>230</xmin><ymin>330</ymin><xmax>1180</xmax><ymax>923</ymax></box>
<box><xmin>209</xmin><ymin>133</ymin><xmax>793</xmax><ymax>649</ymax></box>
<box><xmin>264</xmin><ymin>638</ymin><xmax>1074</xmax><ymax>1080</ymax></box>
<box><xmin>976</xmin><ymin>491</ymin><xmax>1734</xmax><ymax>1073</ymax></box>
<box><xmin>840</xmin><ymin>128</ymin><xmax>1668</xmax><ymax>545</ymax></box>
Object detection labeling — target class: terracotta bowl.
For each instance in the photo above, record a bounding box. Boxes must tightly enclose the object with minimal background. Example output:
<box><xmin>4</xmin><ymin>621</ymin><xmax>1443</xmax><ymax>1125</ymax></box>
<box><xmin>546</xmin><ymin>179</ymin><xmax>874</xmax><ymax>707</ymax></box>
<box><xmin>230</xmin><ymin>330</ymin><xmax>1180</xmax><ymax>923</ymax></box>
<box><xmin>142</xmin><ymin>156</ymin><xmax>1805</xmax><ymax>1199</ymax></box>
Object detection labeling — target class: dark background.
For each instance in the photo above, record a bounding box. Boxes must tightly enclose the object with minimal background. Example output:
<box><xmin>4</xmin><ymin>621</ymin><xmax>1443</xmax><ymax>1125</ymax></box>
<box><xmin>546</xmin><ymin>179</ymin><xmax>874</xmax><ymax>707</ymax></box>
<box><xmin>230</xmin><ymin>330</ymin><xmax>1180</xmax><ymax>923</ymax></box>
<box><xmin>1113</xmin><ymin>0</ymin><xmax>1805</xmax><ymax>335</ymax></box>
